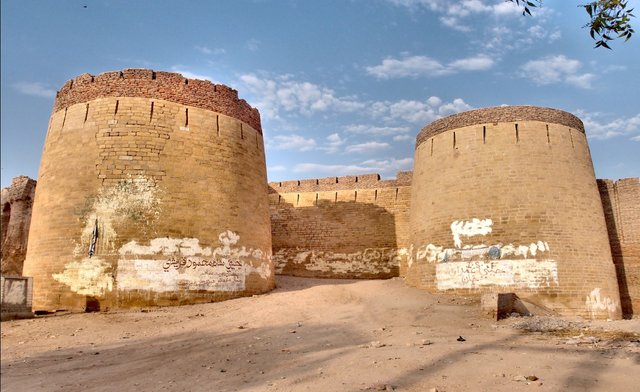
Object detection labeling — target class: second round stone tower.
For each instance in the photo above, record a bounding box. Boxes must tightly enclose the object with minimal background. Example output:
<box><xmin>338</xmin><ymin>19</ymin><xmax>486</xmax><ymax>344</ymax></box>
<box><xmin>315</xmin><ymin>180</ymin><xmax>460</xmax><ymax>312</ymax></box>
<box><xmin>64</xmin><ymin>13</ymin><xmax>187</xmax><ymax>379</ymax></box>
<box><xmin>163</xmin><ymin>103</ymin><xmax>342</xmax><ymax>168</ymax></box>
<box><xmin>23</xmin><ymin>69</ymin><xmax>274</xmax><ymax>311</ymax></box>
<box><xmin>407</xmin><ymin>106</ymin><xmax>621</xmax><ymax>319</ymax></box>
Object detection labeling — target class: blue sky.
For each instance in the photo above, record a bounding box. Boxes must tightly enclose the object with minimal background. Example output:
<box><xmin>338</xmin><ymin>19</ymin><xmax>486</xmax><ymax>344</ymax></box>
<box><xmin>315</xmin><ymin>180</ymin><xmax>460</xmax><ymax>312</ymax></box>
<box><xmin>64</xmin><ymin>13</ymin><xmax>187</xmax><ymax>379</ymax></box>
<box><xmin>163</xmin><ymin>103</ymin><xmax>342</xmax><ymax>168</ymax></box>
<box><xmin>2</xmin><ymin>0</ymin><xmax>639</xmax><ymax>188</ymax></box>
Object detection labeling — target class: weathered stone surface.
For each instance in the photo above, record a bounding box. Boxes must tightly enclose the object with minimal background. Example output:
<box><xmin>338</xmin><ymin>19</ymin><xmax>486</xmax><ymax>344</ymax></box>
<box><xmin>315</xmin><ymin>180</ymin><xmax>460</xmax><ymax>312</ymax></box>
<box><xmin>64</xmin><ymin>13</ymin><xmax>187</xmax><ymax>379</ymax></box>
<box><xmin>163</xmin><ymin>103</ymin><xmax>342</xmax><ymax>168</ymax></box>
<box><xmin>22</xmin><ymin>70</ymin><xmax>273</xmax><ymax>312</ymax></box>
<box><xmin>407</xmin><ymin>106</ymin><xmax>622</xmax><ymax>319</ymax></box>
<box><xmin>1</xmin><ymin>176</ymin><xmax>36</xmax><ymax>276</ymax></box>
<box><xmin>0</xmin><ymin>276</ymin><xmax>34</xmax><ymax>321</ymax></box>
<box><xmin>598</xmin><ymin>178</ymin><xmax>640</xmax><ymax>317</ymax></box>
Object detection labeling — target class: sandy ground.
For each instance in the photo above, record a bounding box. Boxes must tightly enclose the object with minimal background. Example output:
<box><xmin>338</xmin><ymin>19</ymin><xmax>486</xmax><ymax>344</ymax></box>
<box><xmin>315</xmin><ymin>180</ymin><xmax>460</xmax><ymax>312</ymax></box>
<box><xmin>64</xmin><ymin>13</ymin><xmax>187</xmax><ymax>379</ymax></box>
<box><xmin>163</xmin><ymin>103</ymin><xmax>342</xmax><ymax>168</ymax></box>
<box><xmin>1</xmin><ymin>276</ymin><xmax>639</xmax><ymax>392</ymax></box>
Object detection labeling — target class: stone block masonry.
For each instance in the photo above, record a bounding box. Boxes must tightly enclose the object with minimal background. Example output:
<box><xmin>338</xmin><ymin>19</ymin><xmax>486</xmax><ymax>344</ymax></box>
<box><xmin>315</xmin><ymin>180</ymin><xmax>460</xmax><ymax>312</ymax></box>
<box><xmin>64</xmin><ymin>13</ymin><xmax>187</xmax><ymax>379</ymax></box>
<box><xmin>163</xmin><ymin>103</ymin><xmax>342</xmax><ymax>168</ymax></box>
<box><xmin>268</xmin><ymin>173</ymin><xmax>412</xmax><ymax>278</ymax></box>
<box><xmin>22</xmin><ymin>70</ymin><xmax>274</xmax><ymax>312</ymax></box>
<box><xmin>1</xmin><ymin>176</ymin><xmax>36</xmax><ymax>276</ymax></box>
<box><xmin>408</xmin><ymin>106</ymin><xmax>622</xmax><ymax>319</ymax></box>
<box><xmin>598</xmin><ymin>178</ymin><xmax>640</xmax><ymax>317</ymax></box>
<box><xmin>0</xmin><ymin>276</ymin><xmax>34</xmax><ymax>321</ymax></box>
<box><xmin>11</xmin><ymin>71</ymin><xmax>638</xmax><ymax>320</ymax></box>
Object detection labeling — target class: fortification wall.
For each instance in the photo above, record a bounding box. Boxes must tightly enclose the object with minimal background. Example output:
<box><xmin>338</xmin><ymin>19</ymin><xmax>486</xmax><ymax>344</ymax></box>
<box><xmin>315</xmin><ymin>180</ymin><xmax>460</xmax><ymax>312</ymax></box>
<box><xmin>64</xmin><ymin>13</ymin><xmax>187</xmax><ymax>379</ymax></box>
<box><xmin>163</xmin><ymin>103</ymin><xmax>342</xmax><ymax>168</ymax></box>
<box><xmin>407</xmin><ymin>106</ymin><xmax>621</xmax><ymax>319</ymax></box>
<box><xmin>22</xmin><ymin>70</ymin><xmax>273</xmax><ymax>312</ymax></box>
<box><xmin>598</xmin><ymin>178</ymin><xmax>640</xmax><ymax>317</ymax></box>
<box><xmin>268</xmin><ymin>172</ymin><xmax>412</xmax><ymax>278</ymax></box>
<box><xmin>1</xmin><ymin>176</ymin><xmax>36</xmax><ymax>276</ymax></box>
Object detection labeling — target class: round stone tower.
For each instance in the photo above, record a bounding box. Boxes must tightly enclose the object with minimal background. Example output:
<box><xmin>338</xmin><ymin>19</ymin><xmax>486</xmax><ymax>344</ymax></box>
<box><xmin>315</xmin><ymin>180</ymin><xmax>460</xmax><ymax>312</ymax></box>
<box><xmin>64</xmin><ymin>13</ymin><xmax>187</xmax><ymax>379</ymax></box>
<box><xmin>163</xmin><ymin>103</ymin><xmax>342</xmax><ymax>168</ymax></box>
<box><xmin>23</xmin><ymin>69</ymin><xmax>274</xmax><ymax>311</ymax></box>
<box><xmin>407</xmin><ymin>106</ymin><xmax>621</xmax><ymax>319</ymax></box>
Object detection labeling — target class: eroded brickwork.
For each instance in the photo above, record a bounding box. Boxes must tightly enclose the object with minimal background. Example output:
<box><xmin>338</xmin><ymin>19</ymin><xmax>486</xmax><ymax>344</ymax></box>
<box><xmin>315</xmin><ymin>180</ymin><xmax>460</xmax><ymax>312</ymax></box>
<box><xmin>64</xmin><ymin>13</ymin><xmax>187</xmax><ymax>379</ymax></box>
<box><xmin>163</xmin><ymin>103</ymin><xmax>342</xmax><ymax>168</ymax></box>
<box><xmin>1</xmin><ymin>176</ymin><xmax>36</xmax><ymax>276</ymax></box>
<box><xmin>22</xmin><ymin>70</ymin><xmax>273</xmax><ymax>311</ymax></box>
<box><xmin>54</xmin><ymin>69</ymin><xmax>261</xmax><ymax>133</ymax></box>
<box><xmin>408</xmin><ymin>106</ymin><xmax>621</xmax><ymax>319</ymax></box>
<box><xmin>268</xmin><ymin>173</ymin><xmax>411</xmax><ymax>278</ymax></box>
<box><xmin>598</xmin><ymin>178</ymin><xmax>640</xmax><ymax>317</ymax></box>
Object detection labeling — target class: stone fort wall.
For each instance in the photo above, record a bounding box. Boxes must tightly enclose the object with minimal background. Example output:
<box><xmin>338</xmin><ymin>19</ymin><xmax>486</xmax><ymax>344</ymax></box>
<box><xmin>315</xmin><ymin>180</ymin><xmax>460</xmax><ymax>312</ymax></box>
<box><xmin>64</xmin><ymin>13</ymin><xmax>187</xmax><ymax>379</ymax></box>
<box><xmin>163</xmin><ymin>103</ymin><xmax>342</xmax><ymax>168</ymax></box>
<box><xmin>8</xmin><ymin>70</ymin><xmax>638</xmax><ymax>319</ymax></box>
<box><xmin>268</xmin><ymin>172</ymin><xmax>412</xmax><ymax>278</ymax></box>
<box><xmin>408</xmin><ymin>106</ymin><xmax>620</xmax><ymax>319</ymax></box>
<box><xmin>22</xmin><ymin>70</ymin><xmax>274</xmax><ymax>312</ymax></box>
<box><xmin>598</xmin><ymin>178</ymin><xmax>640</xmax><ymax>317</ymax></box>
<box><xmin>1</xmin><ymin>176</ymin><xmax>36</xmax><ymax>276</ymax></box>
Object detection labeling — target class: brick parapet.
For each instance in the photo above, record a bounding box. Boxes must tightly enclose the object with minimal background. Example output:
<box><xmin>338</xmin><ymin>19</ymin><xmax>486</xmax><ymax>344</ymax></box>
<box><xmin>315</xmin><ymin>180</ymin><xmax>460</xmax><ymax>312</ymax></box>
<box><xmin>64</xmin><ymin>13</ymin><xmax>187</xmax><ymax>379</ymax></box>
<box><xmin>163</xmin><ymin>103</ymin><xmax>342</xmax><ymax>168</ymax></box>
<box><xmin>53</xmin><ymin>69</ymin><xmax>262</xmax><ymax>133</ymax></box>
<box><xmin>1</xmin><ymin>176</ymin><xmax>37</xmax><ymax>202</ymax></box>
<box><xmin>268</xmin><ymin>171</ymin><xmax>412</xmax><ymax>194</ymax></box>
<box><xmin>416</xmin><ymin>106</ymin><xmax>584</xmax><ymax>148</ymax></box>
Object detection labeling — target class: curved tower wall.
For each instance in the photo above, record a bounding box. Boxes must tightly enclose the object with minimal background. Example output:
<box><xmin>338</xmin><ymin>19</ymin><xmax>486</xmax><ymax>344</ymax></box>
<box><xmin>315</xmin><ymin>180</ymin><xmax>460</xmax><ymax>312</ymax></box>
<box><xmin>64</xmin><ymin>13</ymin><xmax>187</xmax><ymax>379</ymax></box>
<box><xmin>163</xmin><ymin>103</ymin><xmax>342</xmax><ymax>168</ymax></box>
<box><xmin>23</xmin><ymin>69</ymin><xmax>274</xmax><ymax>311</ymax></box>
<box><xmin>407</xmin><ymin>106</ymin><xmax>621</xmax><ymax>319</ymax></box>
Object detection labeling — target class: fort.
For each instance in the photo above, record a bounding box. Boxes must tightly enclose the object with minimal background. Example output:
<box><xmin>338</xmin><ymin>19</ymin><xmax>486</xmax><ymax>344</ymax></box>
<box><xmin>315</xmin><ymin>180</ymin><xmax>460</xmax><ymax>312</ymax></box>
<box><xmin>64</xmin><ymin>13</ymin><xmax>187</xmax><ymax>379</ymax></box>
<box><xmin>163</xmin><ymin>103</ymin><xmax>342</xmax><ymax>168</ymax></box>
<box><xmin>1</xmin><ymin>69</ymin><xmax>638</xmax><ymax>319</ymax></box>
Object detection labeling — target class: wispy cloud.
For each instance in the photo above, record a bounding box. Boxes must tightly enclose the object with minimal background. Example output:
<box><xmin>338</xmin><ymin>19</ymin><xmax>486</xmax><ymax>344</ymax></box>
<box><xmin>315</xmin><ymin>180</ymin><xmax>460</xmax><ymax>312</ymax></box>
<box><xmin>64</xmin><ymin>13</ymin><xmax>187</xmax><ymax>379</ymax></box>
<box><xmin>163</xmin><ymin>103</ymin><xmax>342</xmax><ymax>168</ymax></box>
<box><xmin>13</xmin><ymin>82</ymin><xmax>56</xmax><ymax>98</ymax></box>
<box><xmin>393</xmin><ymin>134</ymin><xmax>414</xmax><ymax>142</ymax></box>
<box><xmin>266</xmin><ymin>134</ymin><xmax>317</xmax><ymax>151</ymax></box>
<box><xmin>387</xmin><ymin>1</ymin><xmax>558</xmax><ymax>54</ymax></box>
<box><xmin>371</xmin><ymin>97</ymin><xmax>472</xmax><ymax>124</ymax></box>
<box><xmin>194</xmin><ymin>45</ymin><xmax>226</xmax><ymax>55</ymax></box>
<box><xmin>345</xmin><ymin>141</ymin><xmax>390</xmax><ymax>154</ymax></box>
<box><xmin>320</xmin><ymin>133</ymin><xmax>346</xmax><ymax>153</ymax></box>
<box><xmin>576</xmin><ymin>111</ymin><xmax>640</xmax><ymax>140</ymax></box>
<box><xmin>294</xmin><ymin>157</ymin><xmax>413</xmax><ymax>176</ymax></box>
<box><xmin>169</xmin><ymin>66</ymin><xmax>218</xmax><ymax>82</ymax></box>
<box><xmin>366</xmin><ymin>54</ymin><xmax>494</xmax><ymax>79</ymax></box>
<box><xmin>246</xmin><ymin>38</ymin><xmax>260</xmax><ymax>52</ymax></box>
<box><xmin>344</xmin><ymin>124</ymin><xmax>411</xmax><ymax>136</ymax></box>
<box><xmin>239</xmin><ymin>73</ymin><xmax>365</xmax><ymax>120</ymax></box>
<box><xmin>519</xmin><ymin>55</ymin><xmax>595</xmax><ymax>89</ymax></box>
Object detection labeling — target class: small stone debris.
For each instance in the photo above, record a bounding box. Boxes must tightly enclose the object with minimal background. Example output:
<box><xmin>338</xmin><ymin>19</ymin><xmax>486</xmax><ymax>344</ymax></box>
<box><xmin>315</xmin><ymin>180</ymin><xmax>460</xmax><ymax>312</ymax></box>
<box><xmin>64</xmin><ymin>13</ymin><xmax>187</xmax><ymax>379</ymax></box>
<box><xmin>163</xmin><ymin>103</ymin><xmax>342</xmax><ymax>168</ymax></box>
<box><xmin>238</xmin><ymin>325</ymin><xmax>246</xmax><ymax>329</ymax></box>
<box><xmin>369</xmin><ymin>382</ymin><xmax>395</xmax><ymax>391</ymax></box>
<box><xmin>421</xmin><ymin>339</ymin><xmax>433</xmax><ymax>346</ymax></box>
<box><xmin>289</xmin><ymin>330</ymin><xmax>297</xmax><ymax>334</ymax></box>
<box><xmin>565</xmin><ymin>335</ymin><xmax>600</xmax><ymax>345</ymax></box>
<box><xmin>428</xmin><ymin>388</ymin><xmax>439</xmax><ymax>392</ymax></box>
<box><xmin>359</xmin><ymin>341</ymin><xmax>387</xmax><ymax>348</ymax></box>
<box><xmin>526</xmin><ymin>375</ymin><xmax>539</xmax><ymax>381</ymax></box>
<box><xmin>457</xmin><ymin>336</ymin><xmax>466</xmax><ymax>342</ymax></box>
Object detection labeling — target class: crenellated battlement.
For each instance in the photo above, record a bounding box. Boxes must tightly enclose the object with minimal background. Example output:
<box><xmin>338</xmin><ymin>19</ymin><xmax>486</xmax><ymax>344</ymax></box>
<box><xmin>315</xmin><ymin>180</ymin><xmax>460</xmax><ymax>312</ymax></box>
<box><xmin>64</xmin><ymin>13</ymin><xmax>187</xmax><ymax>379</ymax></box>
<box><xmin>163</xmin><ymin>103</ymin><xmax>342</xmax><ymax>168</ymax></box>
<box><xmin>53</xmin><ymin>69</ymin><xmax>262</xmax><ymax>133</ymax></box>
<box><xmin>268</xmin><ymin>171</ymin><xmax>412</xmax><ymax>194</ymax></box>
<box><xmin>416</xmin><ymin>106</ymin><xmax>584</xmax><ymax>148</ymax></box>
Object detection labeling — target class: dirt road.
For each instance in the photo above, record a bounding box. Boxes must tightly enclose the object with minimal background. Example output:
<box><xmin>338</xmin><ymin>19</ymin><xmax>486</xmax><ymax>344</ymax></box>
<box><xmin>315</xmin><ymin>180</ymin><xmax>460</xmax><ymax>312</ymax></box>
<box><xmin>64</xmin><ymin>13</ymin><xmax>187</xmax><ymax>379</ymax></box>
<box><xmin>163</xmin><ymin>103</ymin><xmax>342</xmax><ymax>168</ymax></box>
<box><xmin>2</xmin><ymin>276</ymin><xmax>639</xmax><ymax>391</ymax></box>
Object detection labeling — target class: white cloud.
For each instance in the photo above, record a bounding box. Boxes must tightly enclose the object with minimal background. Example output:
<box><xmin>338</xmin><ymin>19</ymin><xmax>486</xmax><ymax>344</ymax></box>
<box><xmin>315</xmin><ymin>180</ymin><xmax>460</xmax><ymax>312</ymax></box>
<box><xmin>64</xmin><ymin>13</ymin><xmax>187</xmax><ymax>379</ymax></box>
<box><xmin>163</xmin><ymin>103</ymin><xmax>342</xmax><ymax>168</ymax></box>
<box><xmin>577</xmin><ymin>111</ymin><xmax>640</xmax><ymax>140</ymax></box>
<box><xmin>268</xmin><ymin>165</ymin><xmax>287</xmax><ymax>172</ymax></box>
<box><xmin>13</xmin><ymin>82</ymin><xmax>56</xmax><ymax>98</ymax></box>
<box><xmin>346</xmin><ymin>141</ymin><xmax>390</xmax><ymax>154</ymax></box>
<box><xmin>169</xmin><ymin>66</ymin><xmax>218</xmax><ymax>82</ymax></box>
<box><xmin>393</xmin><ymin>134</ymin><xmax>414</xmax><ymax>142</ymax></box>
<box><xmin>366</xmin><ymin>54</ymin><xmax>494</xmax><ymax>79</ymax></box>
<box><xmin>321</xmin><ymin>133</ymin><xmax>346</xmax><ymax>153</ymax></box>
<box><xmin>293</xmin><ymin>157</ymin><xmax>413</xmax><ymax>176</ymax></box>
<box><xmin>344</xmin><ymin>124</ymin><xmax>411</xmax><ymax>136</ymax></box>
<box><xmin>266</xmin><ymin>134</ymin><xmax>317</xmax><ymax>151</ymax></box>
<box><xmin>366</xmin><ymin>55</ymin><xmax>448</xmax><ymax>79</ymax></box>
<box><xmin>246</xmin><ymin>38</ymin><xmax>260</xmax><ymax>52</ymax></box>
<box><xmin>371</xmin><ymin>97</ymin><xmax>473</xmax><ymax>124</ymax></box>
<box><xmin>449</xmin><ymin>55</ymin><xmax>495</xmax><ymax>71</ymax></box>
<box><xmin>194</xmin><ymin>45</ymin><xmax>225</xmax><ymax>55</ymax></box>
<box><xmin>239</xmin><ymin>73</ymin><xmax>365</xmax><ymax>119</ymax></box>
<box><xmin>438</xmin><ymin>98</ymin><xmax>473</xmax><ymax>115</ymax></box>
<box><xmin>520</xmin><ymin>55</ymin><xmax>595</xmax><ymax>89</ymax></box>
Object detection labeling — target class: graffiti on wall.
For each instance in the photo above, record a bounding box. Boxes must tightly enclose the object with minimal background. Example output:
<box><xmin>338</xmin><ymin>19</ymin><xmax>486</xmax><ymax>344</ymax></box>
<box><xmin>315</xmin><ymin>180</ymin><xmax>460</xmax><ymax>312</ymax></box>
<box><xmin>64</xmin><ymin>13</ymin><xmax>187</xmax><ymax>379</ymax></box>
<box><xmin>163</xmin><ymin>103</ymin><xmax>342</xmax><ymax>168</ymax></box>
<box><xmin>273</xmin><ymin>247</ymin><xmax>407</xmax><ymax>275</ymax></box>
<box><xmin>585</xmin><ymin>288</ymin><xmax>618</xmax><ymax>318</ymax></box>
<box><xmin>116</xmin><ymin>230</ymin><xmax>272</xmax><ymax>292</ymax></box>
<box><xmin>435</xmin><ymin>259</ymin><xmax>558</xmax><ymax>290</ymax></box>
<box><xmin>52</xmin><ymin>257</ymin><xmax>114</xmax><ymax>296</ymax></box>
<box><xmin>53</xmin><ymin>176</ymin><xmax>161</xmax><ymax>297</ymax></box>
<box><xmin>412</xmin><ymin>218</ymin><xmax>558</xmax><ymax>290</ymax></box>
